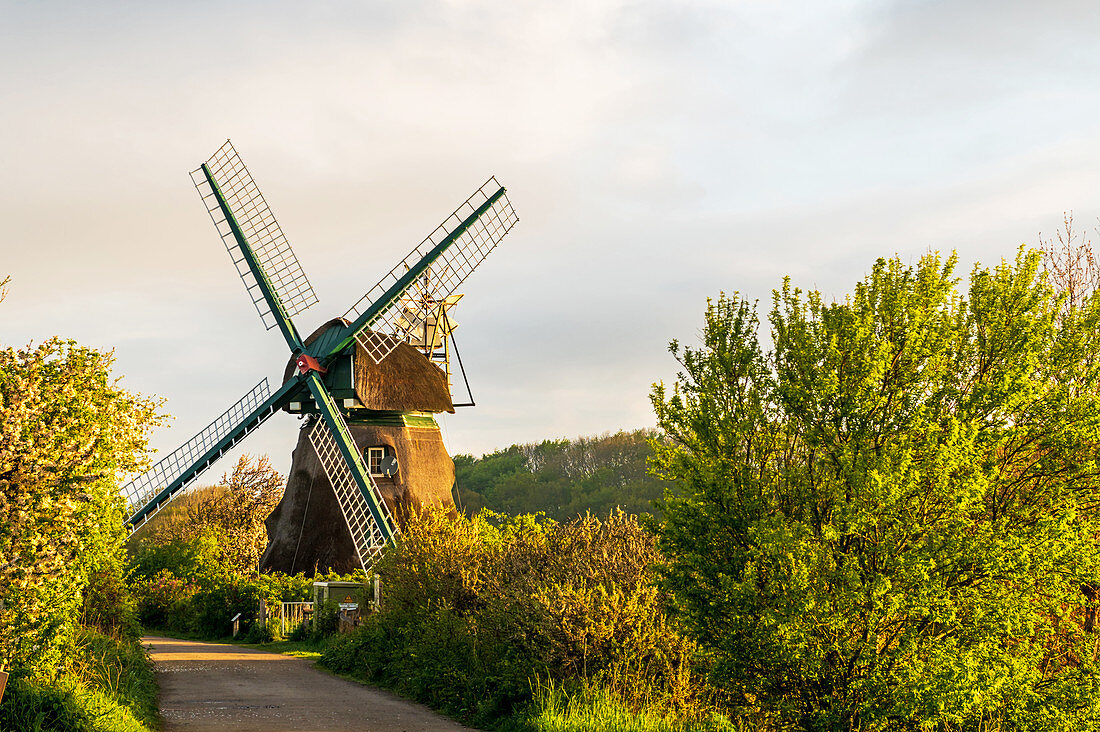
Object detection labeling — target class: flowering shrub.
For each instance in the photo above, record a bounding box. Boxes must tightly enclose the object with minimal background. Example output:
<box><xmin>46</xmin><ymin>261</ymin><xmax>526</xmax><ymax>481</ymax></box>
<box><xmin>0</xmin><ymin>337</ymin><xmax>160</xmax><ymax>674</ymax></box>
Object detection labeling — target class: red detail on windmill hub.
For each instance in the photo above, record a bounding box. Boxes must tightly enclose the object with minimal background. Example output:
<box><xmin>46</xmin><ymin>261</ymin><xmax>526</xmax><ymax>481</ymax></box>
<box><xmin>296</xmin><ymin>355</ymin><xmax>328</xmax><ymax>375</ymax></box>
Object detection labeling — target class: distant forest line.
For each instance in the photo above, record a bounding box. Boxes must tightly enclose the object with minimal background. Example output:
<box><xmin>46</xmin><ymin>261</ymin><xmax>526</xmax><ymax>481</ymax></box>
<box><xmin>452</xmin><ymin>428</ymin><xmax>665</xmax><ymax>520</ymax></box>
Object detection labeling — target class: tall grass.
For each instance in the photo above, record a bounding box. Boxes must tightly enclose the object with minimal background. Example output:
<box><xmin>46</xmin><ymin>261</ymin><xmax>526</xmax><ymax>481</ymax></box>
<box><xmin>0</xmin><ymin>629</ymin><xmax>159</xmax><ymax>732</ymax></box>
<box><xmin>513</xmin><ymin>677</ymin><xmax>741</xmax><ymax>732</ymax></box>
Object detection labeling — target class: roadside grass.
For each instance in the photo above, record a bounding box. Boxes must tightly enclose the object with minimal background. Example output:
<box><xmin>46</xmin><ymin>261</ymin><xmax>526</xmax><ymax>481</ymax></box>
<box><xmin>232</xmin><ymin>639</ymin><xmax>324</xmax><ymax>661</ymax></box>
<box><xmin>503</xmin><ymin>677</ymin><xmax>741</xmax><ymax>732</ymax></box>
<box><xmin>0</xmin><ymin>629</ymin><xmax>161</xmax><ymax>732</ymax></box>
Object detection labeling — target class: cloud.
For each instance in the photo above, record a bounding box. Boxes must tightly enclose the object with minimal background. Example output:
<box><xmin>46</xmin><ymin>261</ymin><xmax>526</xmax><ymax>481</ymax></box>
<box><xmin>842</xmin><ymin>0</ymin><xmax>1100</xmax><ymax>112</ymax></box>
<box><xmin>6</xmin><ymin>0</ymin><xmax>1100</xmax><ymax>468</ymax></box>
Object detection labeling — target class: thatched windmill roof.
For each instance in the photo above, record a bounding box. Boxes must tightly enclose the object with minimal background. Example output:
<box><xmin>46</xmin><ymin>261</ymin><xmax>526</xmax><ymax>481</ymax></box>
<box><xmin>283</xmin><ymin>319</ymin><xmax>454</xmax><ymax>414</ymax></box>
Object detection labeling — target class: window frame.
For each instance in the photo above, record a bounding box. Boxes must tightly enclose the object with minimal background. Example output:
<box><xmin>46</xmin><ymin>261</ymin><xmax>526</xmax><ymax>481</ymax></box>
<box><xmin>366</xmin><ymin>446</ymin><xmax>385</xmax><ymax>477</ymax></box>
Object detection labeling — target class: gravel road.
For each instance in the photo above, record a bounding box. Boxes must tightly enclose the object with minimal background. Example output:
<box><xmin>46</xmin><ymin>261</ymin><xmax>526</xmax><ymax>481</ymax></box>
<box><xmin>145</xmin><ymin>636</ymin><xmax>474</xmax><ymax>731</ymax></box>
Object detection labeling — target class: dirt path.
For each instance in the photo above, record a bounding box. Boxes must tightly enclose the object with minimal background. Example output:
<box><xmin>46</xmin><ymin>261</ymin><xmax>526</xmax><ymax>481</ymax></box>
<box><xmin>144</xmin><ymin>636</ymin><xmax>475</xmax><ymax>731</ymax></box>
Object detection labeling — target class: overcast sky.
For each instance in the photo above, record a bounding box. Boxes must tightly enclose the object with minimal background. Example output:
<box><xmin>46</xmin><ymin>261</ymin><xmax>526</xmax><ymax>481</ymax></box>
<box><xmin>4</xmin><ymin>0</ymin><xmax>1100</xmax><ymax>476</ymax></box>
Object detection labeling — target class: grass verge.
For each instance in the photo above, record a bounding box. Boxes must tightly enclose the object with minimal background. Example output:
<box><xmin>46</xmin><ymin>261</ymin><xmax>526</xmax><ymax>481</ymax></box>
<box><xmin>502</xmin><ymin>677</ymin><xmax>740</xmax><ymax>732</ymax></box>
<box><xmin>0</xmin><ymin>629</ymin><xmax>161</xmax><ymax>732</ymax></box>
<box><xmin>231</xmin><ymin>639</ymin><xmax>324</xmax><ymax>661</ymax></box>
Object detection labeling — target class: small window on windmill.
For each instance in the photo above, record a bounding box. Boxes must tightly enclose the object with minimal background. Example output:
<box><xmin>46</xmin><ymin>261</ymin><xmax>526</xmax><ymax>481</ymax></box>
<box><xmin>367</xmin><ymin>447</ymin><xmax>385</xmax><ymax>476</ymax></box>
<box><xmin>365</xmin><ymin>446</ymin><xmax>400</xmax><ymax>478</ymax></box>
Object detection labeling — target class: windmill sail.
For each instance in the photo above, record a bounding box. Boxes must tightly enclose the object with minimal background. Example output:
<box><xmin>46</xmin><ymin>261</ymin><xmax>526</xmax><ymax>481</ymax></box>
<box><xmin>339</xmin><ymin>177</ymin><xmax>518</xmax><ymax>363</ymax></box>
<box><xmin>122</xmin><ymin>378</ymin><xmax>287</xmax><ymax>531</ymax></box>
<box><xmin>121</xmin><ymin>143</ymin><xmax>518</xmax><ymax>576</ymax></box>
<box><xmin>191</xmin><ymin>141</ymin><xmax>319</xmax><ymax>334</ymax></box>
<box><xmin>307</xmin><ymin>415</ymin><xmax>396</xmax><ymax>573</ymax></box>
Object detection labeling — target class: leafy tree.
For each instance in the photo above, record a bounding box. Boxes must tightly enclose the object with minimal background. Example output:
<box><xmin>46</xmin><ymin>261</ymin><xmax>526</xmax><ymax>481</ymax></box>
<box><xmin>126</xmin><ymin>455</ymin><xmax>323</xmax><ymax>639</ymax></box>
<box><xmin>454</xmin><ymin>429</ymin><xmax>666</xmax><ymax>519</ymax></box>
<box><xmin>141</xmin><ymin>454</ymin><xmax>283</xmax><ymax>575</ymax></box>
<box><xmin>651</xmin><ymin>249</ymin><xmax>1100</xmax><ymax>729</ymax></box>
<box><xmin>0</xmin><ymin>336</ymin><xmax>160</xmax><ymax>674</ymax></box>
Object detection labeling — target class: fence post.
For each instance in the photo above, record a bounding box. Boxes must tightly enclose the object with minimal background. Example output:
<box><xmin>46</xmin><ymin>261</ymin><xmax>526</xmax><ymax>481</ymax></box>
<box><xmin>372</xmin><ymin>573</ymin><xmax>381</xmax><ymax>611</ymax></box>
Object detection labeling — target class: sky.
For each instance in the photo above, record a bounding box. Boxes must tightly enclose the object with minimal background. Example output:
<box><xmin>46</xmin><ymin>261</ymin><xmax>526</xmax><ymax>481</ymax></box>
<box><xmin>4</xmin><ymin>0</ymin><xmax>1100</xmax><ymax>478</ymax></box>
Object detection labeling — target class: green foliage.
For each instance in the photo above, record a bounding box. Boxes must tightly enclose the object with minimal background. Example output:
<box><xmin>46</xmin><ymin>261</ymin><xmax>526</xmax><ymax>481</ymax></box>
<box><xmin>185</xmin><ymin>576</ymin><xmax>266</xmax><ymax>639</ymax></box>
<box><xmin>130</xmin><ymin>564</ymin><xmax>315</xmax><ymax>639</ymax></box>
<box><xmin>320</xmin><ymin>507</ymin><xmax>700</xmax><ymax>728</ymax></box>
<box><xmin>243</xmin><ymin>617</ymin><xmax>279</xmax><ymax>644</ymax></box>
<box><xmin>0</xmin><ymin>337</ymin><xmax>161</xmax><ymax>674</ymax></box>
<box><xmin>80</xmin><ymin>554</ymin><xmax>141</xmax><ymax>640</ymax></box>
<box><xmin>132</xmin><ymin>570</ymin><xmax>198</xmax><ymax>631</ymax></box>
<box><xmin>0</xmin><ymin>628</ymin><xmax>159</xmax><ymax>731</ymax></box>
<box><xmin>287</xmin><ymin>619</ymin><xmax>312</xmax><ymax>642</ymax></box>
<box><xmin>651</xmin><ymin>249</ymin><xmax>1100</xmax><ymax>729</ymax></box>
<box><xmin>125</xmin><ymin>454</ymin><xmax>340</xmax><ymax>639</ymax></box>
<box><xmin>510</xmin><ymin>677</ymin><xmax>739</xmax><ymax>732</ymax></box>
<box><xmin>128</xmin><ymin>511</ymin><xmax>353</xmax><ymax>640</ymax></box>
<box><xmin>128</xmin><ymin>454</ymin><xmax>282</xmax><ymax>576</ymax></box>
<box><xmin>455</xmin><ymin>429</ymin><xmax>666</xmax><ymax>519</ymax></box>
<box><xmin>130</xmin><ymin>529</ymin><xmax>223</xmax><ymax>586</ymax></box>
<box><xmin>311</xmin><ymin>600</ymin><xmax>342</xmax><ymax>639</ymax></box>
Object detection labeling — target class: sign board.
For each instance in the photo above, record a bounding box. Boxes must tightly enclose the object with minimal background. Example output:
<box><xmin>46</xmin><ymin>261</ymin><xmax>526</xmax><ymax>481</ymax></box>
<box><xmin>0</xmin><ymin>670</ymin><xmax>8</xmax><ymax>703</ymax></box>
<box><xmin>313</xmin><ymin>581</ymin><xmax>367</xmax><ymax>625</ymax></box>
<box><xmin>231</xmin><ymin>613</ymin><xmax>242</xmax><ymax>622</ymax></box>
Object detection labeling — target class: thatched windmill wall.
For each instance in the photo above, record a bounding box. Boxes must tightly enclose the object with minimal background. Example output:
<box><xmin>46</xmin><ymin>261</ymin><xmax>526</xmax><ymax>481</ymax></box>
<box><xmin>260</xmin><ymin>320</ymin><xmax>456</xmax><ymax>574</ymax></box>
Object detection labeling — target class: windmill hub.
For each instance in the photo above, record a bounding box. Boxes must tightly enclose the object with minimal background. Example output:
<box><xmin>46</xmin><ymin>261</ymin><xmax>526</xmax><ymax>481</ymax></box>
<box><xmin>295</xmin><ymin>354</ymin><xmax>328</xmax><ymax>376</ymax></box>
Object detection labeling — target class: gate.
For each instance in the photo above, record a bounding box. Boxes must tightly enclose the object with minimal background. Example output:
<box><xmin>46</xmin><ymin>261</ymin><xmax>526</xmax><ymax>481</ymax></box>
<box><xmin>279</xmin><ymin>601</ymin><xmax>313</xmax><ymax>637</ymax></box>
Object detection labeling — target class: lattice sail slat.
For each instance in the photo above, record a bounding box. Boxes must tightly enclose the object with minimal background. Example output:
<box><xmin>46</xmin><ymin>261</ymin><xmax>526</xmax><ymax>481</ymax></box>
<box><xmin>122</xmin><ymin>379</ymin><xmax>275</xmax><ymax>527</ymax></box>
<box><xmin>343</xmin><ymin>177</ymin><xmax>518</xmax><ymax>363</ymax></box>
<box><xmin>191</xmin><ymin>141</ymin><xmax>319</xmax><ymax>330</ymax></box>
<box><xmin>307</xmin><ymin>416</ymin><xmax>396</xmax><ymax>573</ymax></box>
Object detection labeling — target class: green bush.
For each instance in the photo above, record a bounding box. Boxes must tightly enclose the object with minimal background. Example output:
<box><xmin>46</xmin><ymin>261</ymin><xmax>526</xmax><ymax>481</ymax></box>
<box><xmin>129</xmin><ymin>543</ymin><xmax>321</xmax><ymax>639</ymax></box>
<box><xmin>80</xmin><ymin>557</ymin><xmax>141</xmax><ymax>640</ymax></box>
<box><xmin>186</xmin><ymin>576</ymin><xmax>265</xmax><ymax>638</ymax></box>
<box><xmin>287</xmin><ymin>619</ymin><xmax>312</xmax><ymax>642</ymax></box>
<box><xmin>243</xmin><ymin>617</ymin><xmax>279</xmax><ymax>644</ymax></box>
<box><xmin>132</xmin><ymin>570</ymin><xmax>198</xmax><ymax>632</ymax></box>
<box><xmin>0</xmin><ymin>337</ymin><xmax>160</xmax><ymax>676</ymax></box>
<box><xmin>311</xmin><ymin>600</ymin><xmax>341</xmax><ymax>639</ymax></box>
<box><xmin>321</xmin><ymin>508</ymin><xmax>704</xmax><ymax>728</ymax></box>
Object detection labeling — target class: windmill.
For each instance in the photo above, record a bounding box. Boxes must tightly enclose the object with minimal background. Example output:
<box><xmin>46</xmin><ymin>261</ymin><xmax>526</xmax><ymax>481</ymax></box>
<box><xmin>122</xmin><ymin>141</ymin><xmax>518</xmax><ymax>573</ymax></box>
